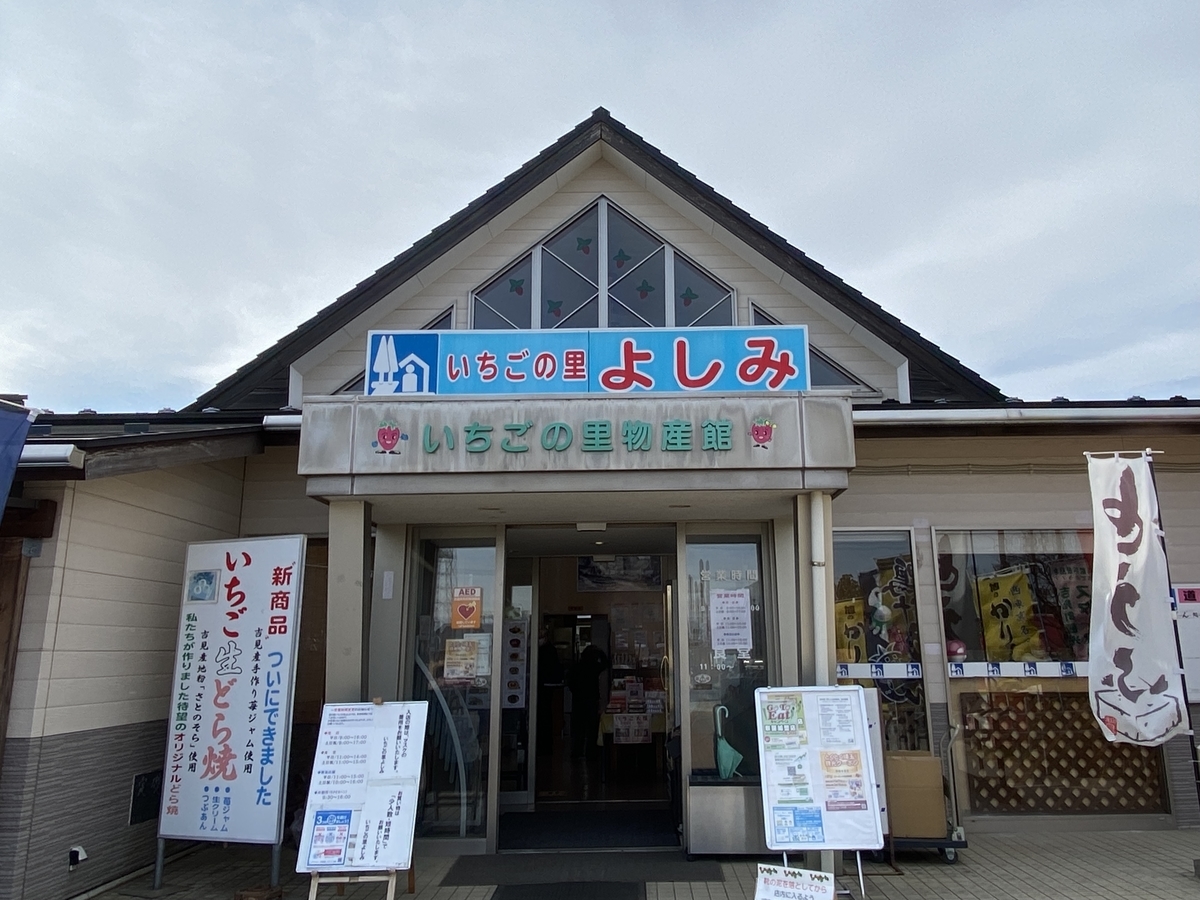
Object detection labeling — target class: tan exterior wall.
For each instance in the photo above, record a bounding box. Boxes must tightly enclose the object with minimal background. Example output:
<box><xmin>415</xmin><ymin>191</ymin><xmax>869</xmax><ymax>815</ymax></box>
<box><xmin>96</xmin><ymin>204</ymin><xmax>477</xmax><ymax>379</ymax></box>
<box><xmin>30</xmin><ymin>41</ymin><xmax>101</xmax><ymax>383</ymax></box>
<box><xmin>241</xmin><ymin>444</ymin><xmax>328</xmax><ymax>537</ymax></box>
<box><xmin>299</xmin><ymin>158</ymin><xmax>902</xmax><ymax>399</ymax></box>
<box><xmin>8</xmin><ymin>460</ymin><xmax>243</xmax><ymax>741</ymax></box>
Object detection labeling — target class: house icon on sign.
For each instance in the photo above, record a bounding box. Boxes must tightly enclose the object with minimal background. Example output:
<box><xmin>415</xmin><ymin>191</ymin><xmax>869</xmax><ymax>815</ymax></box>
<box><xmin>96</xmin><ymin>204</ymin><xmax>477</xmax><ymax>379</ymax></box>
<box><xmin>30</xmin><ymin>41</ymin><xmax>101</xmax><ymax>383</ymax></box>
<box><xmin>395</xmin><ymin>354</ymin><xmax>430</xmax><ymax>394</ymax></box>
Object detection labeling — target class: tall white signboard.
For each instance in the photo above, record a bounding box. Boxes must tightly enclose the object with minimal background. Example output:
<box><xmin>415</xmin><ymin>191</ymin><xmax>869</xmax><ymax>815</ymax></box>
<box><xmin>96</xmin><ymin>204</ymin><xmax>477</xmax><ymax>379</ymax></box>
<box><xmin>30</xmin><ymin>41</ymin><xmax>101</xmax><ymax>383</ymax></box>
<box><xmin>1175</xmin><ymin>585</ymin><xmax>1200</xmax><ymax>692</ymax></box>
<box><xmin>297</xmin><ymin>701</ymin><xmax>429</xmax><ymax>874</ymax></box>
<box><xmin>159</xmin><ymin>535</ymin><xmax>307</xmax><ymax>843</ymax></box>
<box><xmin>754</xmin><ymin>685</ymin><xmax>883</xmax><ymax>852</ymax></box>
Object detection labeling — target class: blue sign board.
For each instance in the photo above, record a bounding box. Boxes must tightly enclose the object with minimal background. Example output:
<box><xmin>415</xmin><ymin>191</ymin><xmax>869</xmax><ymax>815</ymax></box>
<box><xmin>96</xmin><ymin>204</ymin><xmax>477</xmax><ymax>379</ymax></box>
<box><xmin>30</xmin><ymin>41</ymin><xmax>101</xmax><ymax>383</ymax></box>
<box><xmin>0</xmin><ymin>404</ymin><xmax>34</xmax><ymax>511</ymax></box>
<box><xmin>365</xmin><ymin>326</ymin><xmax>809</xmax><ymax>396</ymax></box>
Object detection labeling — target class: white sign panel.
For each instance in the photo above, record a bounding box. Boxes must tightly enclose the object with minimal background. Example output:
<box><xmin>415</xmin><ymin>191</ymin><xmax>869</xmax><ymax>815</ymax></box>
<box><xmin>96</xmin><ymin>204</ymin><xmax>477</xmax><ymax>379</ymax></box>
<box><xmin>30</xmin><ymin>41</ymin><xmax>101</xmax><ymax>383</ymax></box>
<box><xmin>754</xmin><ymin>685</ymin><xmax>883</xmax><ymax>852</ymax></box>
<box><xmin>159</xmin><ymin>535</ymin><xmax>306</xmax><ymax>843</ymax></box>
<box><xmin>709</xmin><ymin>588</ymin><xmax>752</xmax><ymax>653</ymax></box>
<box><xmin>862</xmin><ymin>688</ymin><xmax>889</xmax><ymax>836</ymax></box>
<box><xmin>753</xmin><ymin>864</ymin><xmax>836</xmax><ymax>900</ymax></box>
<box><xmin>297</xmin><ymin>701</ymin><xmax>429</xmax><ymax>873</ymax></box>
<box><xmin>1086</xmin><ymin>453</ymin><xmax>1186</xmax><ymax>745</ymax></box>
<box><xmin>1175</xmin><ymin>585</ymin><xmax>1200</xmax><ymax>692</ymax></box>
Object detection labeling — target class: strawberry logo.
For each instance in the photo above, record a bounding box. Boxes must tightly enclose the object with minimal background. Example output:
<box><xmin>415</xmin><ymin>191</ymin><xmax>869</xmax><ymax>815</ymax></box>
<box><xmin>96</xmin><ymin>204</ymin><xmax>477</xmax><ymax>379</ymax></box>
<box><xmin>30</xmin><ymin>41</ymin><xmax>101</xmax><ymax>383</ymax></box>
<box><xmin>680</xmin><ymin>286</ymin><xmax>698</xmax><ymax>307</ymax></box>
<box><xmin>576</xmin><ymin>237</ymin><xmax>592</xmax><ymax>255</ymax></box>
<box><xmin>372</xmin><ymin>420</ymin><xmax>408</xmax><ymax>454</ymax></box>
<box><xmin>750</xmin><ymin>417</ymin><xmax>776</xmax><ymax>449</ymax></box>
<box><xmin>635</xmin><ymin>279</ymin><xmax>654</xmax><ymax>300</ymax></box>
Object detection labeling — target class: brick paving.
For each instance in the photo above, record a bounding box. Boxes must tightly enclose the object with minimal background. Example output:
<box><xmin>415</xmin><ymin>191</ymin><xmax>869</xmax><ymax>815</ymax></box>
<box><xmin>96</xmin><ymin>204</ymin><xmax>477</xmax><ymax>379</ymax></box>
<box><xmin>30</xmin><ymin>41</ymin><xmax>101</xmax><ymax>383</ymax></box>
<box><xmin>95</xmin><ymin>830</ymin><xmax>1200</xmax><ymax>900</ymax></box>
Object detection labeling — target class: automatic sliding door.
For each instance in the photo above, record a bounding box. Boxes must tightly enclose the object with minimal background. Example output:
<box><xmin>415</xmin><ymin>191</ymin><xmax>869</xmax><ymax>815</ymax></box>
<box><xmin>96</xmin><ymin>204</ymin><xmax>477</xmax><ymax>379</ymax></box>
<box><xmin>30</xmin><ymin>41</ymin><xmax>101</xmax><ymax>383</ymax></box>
<box><xmin>407</xmin><ymin>537</ymin><xmax>496</xmax><ymax>839</ymax></box>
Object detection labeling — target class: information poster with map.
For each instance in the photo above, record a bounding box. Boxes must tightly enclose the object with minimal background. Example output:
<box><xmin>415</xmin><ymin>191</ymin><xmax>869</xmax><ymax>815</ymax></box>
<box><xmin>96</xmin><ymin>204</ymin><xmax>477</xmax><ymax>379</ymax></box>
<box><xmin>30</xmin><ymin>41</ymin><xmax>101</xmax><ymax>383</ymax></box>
<box><xmin>753</xmin><ymin>685</ymin><xmax>882</xmax><ymax>851</ymax></box>
<box><xmin>296</xmin><ymin>701</ymin><xmax>429</xmax><ymax>873</ymax></box>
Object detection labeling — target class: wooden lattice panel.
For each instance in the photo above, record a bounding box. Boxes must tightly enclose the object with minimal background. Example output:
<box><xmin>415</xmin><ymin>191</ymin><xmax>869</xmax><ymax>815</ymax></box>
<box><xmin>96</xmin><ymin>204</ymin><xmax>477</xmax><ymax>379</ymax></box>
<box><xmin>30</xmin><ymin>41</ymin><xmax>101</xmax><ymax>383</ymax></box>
<box><xmin>960</xmin><ymin>691</ymin><xmax>1167</xmax><ymax>814</ymax></box>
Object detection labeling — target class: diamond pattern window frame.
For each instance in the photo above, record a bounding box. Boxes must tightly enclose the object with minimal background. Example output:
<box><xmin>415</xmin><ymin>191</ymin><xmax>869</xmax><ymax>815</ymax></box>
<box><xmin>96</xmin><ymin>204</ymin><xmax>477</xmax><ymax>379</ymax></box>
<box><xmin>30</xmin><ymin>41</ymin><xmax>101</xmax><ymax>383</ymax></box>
<box><xmin>470</xmin><ymin>197</ymin><xmax>735</xmax><ymax>330</ymax></box>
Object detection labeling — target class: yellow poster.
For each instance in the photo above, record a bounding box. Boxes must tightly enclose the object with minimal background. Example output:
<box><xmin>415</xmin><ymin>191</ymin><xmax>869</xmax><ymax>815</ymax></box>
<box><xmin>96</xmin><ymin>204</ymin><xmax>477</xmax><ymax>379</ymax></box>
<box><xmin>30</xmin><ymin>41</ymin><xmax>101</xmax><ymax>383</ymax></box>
<box><xmin>835</xmin><ymin>598</ymin><xmax>867</xmax><ymax>663</ymax></box>
<box><xmin>977</xmin><ymin>567</ymin><xmax>1047</xmax><ymax>662</ymax></box>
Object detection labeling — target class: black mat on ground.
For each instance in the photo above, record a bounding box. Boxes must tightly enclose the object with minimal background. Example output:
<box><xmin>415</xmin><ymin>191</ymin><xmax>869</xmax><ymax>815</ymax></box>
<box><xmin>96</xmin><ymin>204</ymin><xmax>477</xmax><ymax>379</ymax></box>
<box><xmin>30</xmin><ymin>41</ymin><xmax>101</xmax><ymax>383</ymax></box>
<box><xmin>441</xmin><ymin>850</ymin><xmax>722</xmax><ymax>885</ymax></box>
<box><xmin>492</xmin><ymin>883</ymin><xmax>642</xmax><ymax>900</ymax></box>
<box><xmin>497</xmin><ymin>809</ymin><xmax>679</xmax><ymax>850</ymax></box>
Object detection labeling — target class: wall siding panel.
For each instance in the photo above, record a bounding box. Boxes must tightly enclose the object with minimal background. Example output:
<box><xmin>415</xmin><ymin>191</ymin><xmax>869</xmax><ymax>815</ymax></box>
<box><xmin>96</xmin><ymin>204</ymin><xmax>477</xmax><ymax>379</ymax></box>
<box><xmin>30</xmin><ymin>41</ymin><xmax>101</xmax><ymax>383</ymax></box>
<box><xmin>9</xmin><ymin>460</ymin><xmax>242</xmax><ymax>743</ymax></box>
<box><xmin>241</xmin><ymin>445</ymin><xmax>329</xmax><ymax>536</ymax></box>
<box><xmin>0</xmin><ymin>722</ymin><xmax>167</xmax><ymax>900</ymax></box>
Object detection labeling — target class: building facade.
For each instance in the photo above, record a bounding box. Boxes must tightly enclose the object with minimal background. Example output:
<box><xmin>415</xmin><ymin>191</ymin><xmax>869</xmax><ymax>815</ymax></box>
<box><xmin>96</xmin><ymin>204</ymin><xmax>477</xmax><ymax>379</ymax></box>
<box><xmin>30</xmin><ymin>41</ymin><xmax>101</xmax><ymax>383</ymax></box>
<box><xmin>2</xmin><ymin>110</ymin><xmax>1198</xmax><ymax>898</ymax></box>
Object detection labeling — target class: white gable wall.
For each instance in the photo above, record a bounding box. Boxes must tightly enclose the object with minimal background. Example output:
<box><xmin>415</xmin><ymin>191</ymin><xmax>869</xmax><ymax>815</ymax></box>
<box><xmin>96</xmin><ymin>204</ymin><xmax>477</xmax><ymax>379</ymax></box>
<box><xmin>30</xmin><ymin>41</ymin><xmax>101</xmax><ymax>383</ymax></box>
<box><xmin>297</xmin><ymin>155</ymin><xmax>905</xmax><ymax>400</ymax></box>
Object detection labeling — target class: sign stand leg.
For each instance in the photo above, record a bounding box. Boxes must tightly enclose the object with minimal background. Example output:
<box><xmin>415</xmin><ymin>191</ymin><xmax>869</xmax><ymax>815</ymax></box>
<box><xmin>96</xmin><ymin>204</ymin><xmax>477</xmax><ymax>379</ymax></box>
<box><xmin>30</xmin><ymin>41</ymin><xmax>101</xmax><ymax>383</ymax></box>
<box><xmin>152</xmin><ymin>838</ymin><xmax>165</xmax><ymax>890</ymax></box>
<box><xmin>305</xmin><ymin>869</ymin><xmax>404</xmax><ymax>899</ymax></box>
<box><xmin>782</xmin><ymin>852</ymin><xmax>788</xmax><ymax>868</ymax></box>
<box><xmin>855</xmin><ymin>850</ymin><xmax>866</xmax><ymax>899</ymax></box>
<box><xmin>270</xmin><ymin>842</ymin><xmax>281</xmax><ymax>888</ymax></box>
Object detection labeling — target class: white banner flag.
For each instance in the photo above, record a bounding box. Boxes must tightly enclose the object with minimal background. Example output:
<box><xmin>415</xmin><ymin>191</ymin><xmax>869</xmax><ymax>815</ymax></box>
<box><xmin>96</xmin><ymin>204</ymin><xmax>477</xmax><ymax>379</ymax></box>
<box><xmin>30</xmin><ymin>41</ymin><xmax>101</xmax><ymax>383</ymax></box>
<box><xmin>1086</xmin><ymin>452</ymin><xmax>1185</xmax><ymax>746</ymax></box>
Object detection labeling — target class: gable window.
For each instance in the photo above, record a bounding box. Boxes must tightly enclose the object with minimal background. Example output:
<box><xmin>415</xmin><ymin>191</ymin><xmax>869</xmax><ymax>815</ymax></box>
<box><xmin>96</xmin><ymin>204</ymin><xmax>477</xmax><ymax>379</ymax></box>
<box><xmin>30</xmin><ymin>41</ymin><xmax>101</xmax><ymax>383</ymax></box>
<box><xmin>471</xmin><ymin>198</ymin><xmax>734</xmax><ymax>329</ymax></box>
<box><xmin>752</xmin><ymin>306</ymin><xmax>868</xmax><ymax>389</ymax></box>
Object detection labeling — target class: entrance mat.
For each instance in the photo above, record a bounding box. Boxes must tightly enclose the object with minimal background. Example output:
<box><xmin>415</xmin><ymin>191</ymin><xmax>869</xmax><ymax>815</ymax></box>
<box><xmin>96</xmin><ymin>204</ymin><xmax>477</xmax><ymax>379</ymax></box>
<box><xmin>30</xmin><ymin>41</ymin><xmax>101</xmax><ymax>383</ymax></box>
<box><xmin>498</xmin><ymin>809</ymin><xmax>679</xmax><ymax>850</ymax></box>
<box><xmin>492</xmin><ymin>883</ymin><xmax>642</xmax><ymax>900</ymax></box>
<box><xmin>441</xmin><ymin>851</ymin><xmax>722</xmax><ymax>885</ymax></box>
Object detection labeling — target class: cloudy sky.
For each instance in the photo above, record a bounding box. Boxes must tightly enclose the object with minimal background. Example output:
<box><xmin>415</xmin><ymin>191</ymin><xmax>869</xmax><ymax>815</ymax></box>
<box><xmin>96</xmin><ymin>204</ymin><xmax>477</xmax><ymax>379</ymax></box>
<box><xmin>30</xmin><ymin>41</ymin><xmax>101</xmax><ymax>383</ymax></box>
<box><xmin>2</xmin><ymin>2</ymin><xmax>1196</xmax><ymax>412</ymax></box>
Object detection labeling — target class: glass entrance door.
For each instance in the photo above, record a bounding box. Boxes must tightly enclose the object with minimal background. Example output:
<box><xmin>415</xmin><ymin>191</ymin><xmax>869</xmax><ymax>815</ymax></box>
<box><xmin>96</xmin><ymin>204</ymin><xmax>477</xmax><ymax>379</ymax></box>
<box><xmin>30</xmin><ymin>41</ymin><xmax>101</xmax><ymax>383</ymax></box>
<box><xmin>406</xmin><ymin>536</ymin><xmax>497</xmax><ymax>842</ymax></box>
<box><xmin>498</xmin><ymin>525</ymin><xmax>681</xmax><ymax>850</ymax></box>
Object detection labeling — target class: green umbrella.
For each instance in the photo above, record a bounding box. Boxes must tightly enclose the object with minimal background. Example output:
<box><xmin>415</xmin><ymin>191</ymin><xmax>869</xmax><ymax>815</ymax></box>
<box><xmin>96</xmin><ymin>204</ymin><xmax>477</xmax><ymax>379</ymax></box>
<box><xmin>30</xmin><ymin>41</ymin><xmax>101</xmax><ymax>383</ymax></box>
<box><xmin>714</xmin><ymin>705</ymin><xmax>743</xmax><ymax>779</ymax></box>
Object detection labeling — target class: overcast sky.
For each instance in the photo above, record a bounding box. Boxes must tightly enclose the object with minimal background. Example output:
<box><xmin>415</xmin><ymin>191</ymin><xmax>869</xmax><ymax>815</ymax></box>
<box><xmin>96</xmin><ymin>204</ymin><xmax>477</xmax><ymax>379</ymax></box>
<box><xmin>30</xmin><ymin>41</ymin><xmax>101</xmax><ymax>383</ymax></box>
<box><xmin>2</xmin><ymin>2</ymin><xmax>1196</xmax><ymax>413</ymax></box>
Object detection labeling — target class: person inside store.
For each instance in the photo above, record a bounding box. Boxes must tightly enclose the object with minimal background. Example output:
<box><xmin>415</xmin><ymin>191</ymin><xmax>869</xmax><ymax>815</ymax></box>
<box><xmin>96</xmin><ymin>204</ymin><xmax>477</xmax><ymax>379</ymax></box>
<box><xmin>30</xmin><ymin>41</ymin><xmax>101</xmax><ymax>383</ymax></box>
<box><xmin>537</xmin><ymin>625</ymin><xmax>563</xmax><ymax>755</ymax></box>
<box><xmin>568</xmin><ymin>639</ymin><xmax>610</xmax><ymax>759</ymax></box>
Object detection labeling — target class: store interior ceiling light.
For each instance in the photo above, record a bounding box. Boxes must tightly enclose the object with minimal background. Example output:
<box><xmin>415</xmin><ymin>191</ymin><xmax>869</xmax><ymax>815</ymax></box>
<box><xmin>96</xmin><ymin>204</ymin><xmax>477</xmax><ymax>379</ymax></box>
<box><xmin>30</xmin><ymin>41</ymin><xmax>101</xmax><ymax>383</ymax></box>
<box><xmin>576</xmin><ymin>522</ymin><xmax>607</xmax><ymax>532</ymax></box>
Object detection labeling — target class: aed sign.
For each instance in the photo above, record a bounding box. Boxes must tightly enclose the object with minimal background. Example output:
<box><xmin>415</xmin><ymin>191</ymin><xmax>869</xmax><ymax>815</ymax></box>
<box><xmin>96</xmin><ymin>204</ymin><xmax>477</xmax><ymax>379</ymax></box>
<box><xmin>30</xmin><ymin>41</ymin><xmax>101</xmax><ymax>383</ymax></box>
<box><xmin>365</xmin><ymin>326</ymin><xmax>809</xmax><ymax>397</ymax></box>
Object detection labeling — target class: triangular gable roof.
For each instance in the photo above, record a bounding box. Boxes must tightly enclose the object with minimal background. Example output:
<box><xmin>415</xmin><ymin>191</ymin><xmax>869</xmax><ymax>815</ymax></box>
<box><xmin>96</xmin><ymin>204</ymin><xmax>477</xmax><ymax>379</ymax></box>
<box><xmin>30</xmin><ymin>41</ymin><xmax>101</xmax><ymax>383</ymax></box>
<box><xmin>188</xmin><ymin>108</ymin><xmax>1003</xmax><ymax>411</ymax></box>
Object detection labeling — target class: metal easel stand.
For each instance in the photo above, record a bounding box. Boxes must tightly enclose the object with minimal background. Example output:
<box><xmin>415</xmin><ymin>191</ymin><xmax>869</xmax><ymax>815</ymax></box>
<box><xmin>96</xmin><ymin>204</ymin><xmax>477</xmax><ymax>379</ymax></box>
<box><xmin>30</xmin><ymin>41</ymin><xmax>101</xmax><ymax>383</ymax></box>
<box><xmin>781</xmin><ymin>851</ymin><xmax>867</xmax><ymax>900</ymax></box>
<box><xmin>154</xmin><ymin>839</ymin><xmax>286</xmax><ymax>894</ymax></box>
<box><xmin>307</xmin><ymin>867</ymin><xmax>415</xmax><ymax>899</ymax></box>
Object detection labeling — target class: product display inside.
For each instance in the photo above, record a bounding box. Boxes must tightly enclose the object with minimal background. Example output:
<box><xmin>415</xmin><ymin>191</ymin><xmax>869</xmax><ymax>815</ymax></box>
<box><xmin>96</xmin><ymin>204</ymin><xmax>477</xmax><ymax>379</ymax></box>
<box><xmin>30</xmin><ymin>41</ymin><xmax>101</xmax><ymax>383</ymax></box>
<box><xmin>936</xmin><ymin>530</ymin><xmax>1093</xmax><ymax>664</ymax></box>
<box><xmin>832</xmin><ymin>531</ymin><xmax>929</xmax><ymax>751</ymax></box>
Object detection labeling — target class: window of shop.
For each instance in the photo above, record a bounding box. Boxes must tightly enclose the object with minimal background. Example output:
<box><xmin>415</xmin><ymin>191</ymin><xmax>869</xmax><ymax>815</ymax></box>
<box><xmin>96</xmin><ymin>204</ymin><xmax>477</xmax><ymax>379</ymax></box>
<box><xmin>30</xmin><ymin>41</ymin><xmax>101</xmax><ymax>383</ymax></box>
<box><xmin>934</xmin><ymin>529</ymin><xmax>1168</xmax><ymax>816</ymax></box>
<box><xmin>471</xmin><ymin>199</ymin><xmax>735</xmax><ymax>330</ymax></box>
<box><xmin>832</xmin><ymin>530</ymin><xmax>929</xmax><ymax>750</ymax></box>
<box><xmin>684</xmin><ymin>536</ymin><xmax>768</xmax><ymax>779</ymax></box>
<box><xmin>407</xmin><ymin>537</ymin><xmax>496</xmax><ymax>837</ymax></box>
<box><xmin>936</xmin><ymin>529</ymin><xmax>1093</xmax><ymax>664</ymax></box>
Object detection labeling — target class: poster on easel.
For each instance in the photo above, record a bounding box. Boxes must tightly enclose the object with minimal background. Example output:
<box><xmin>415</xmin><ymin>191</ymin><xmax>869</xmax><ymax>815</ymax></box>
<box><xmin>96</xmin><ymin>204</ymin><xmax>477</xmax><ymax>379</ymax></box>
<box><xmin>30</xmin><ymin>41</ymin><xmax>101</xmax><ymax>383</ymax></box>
<box><xmin>296</xmin><ymin>701</ymin><xmax>429</xmax><ymax>873</ymax></box>
<box><xmin>754</xmin><ymin>685</ymin><xmax>883</xmax><ymax>852</ymax></box>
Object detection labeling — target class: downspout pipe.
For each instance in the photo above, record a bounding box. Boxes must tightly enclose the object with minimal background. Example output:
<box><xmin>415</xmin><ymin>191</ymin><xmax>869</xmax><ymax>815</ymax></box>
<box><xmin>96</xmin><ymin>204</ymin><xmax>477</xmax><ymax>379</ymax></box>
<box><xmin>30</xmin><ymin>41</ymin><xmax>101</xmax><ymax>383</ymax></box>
<box><xmin>810</xmin><ymin>492</ymin><xmax>830</xmax><ymax>686</ymax></box>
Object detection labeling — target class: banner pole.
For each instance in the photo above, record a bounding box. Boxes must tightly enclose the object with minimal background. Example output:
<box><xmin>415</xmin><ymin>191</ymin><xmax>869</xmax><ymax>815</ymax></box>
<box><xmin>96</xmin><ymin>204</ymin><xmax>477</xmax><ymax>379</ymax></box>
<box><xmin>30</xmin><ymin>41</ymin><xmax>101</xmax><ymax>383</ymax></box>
<box><xmin>1145</xmin><ymin>450</ymin><xmax>1200</xmax><ymax>808</ymax></box>
<box><xmin>152</xmin><ymin>838</ymin><xmax>165</xmax><ymax>890</ymax></box>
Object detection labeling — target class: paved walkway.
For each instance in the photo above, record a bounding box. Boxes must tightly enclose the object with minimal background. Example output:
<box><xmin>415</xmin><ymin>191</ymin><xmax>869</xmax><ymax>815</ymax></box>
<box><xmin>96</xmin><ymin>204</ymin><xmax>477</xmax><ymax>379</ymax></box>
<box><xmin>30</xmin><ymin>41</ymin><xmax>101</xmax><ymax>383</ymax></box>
<box><xmin>95</xmin><ymin>830</ymin><xmax>1200</xmax><ymax>900</ymax></box>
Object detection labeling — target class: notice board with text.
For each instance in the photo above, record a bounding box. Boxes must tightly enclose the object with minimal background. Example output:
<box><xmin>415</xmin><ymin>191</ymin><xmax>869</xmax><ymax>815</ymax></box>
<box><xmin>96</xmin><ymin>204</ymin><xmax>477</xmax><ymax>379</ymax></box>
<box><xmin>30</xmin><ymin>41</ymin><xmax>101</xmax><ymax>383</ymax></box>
<box><xmin>296</xmin><ymin>701</ymin><xmax>429</xmax><ymax>873</ymax></box>
<box><xmin>754</xmin><ymin>685</ymin><xmax>883</xmax><ymax>852</ymax></box>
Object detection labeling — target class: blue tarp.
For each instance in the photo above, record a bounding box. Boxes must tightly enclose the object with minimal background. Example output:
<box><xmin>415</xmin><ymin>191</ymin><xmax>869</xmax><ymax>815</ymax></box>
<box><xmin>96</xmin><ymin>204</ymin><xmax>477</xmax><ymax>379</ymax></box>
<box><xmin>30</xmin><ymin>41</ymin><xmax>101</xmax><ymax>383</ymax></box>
<box><xmin>0</xmin><ymin>404</ymin><xmax>34</xmax><ymax>512</ymax></box>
